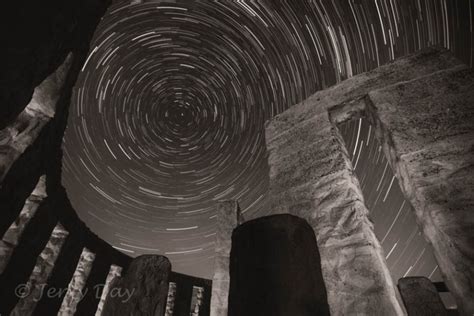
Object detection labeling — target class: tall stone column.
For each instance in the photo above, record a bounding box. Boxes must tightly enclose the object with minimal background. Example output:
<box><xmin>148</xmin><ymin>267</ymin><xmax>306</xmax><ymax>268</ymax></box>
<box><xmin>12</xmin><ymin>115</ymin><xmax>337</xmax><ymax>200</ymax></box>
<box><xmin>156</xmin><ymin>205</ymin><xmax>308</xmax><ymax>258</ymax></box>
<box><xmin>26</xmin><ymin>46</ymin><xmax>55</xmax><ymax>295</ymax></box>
<box><xmin>266</xmin><ymin>111</ymin><xmax>404</xmax><ymax>316</ymax></box>
<box><xmin>95</xmin><ymin>265</ymin><xmax>123</xmax><ymax>316</ymax></box>
<box><xmin>10</xmin><ymin>223</ymin><xmax>69</xmax><ymax>316</ymax></box>
<box><xmin>263</xmin><ymin>47</ymin><xmax>466</xmax><ymax>316</ymax></box>
<box><xmin>58</xmin><ymin>248</ymin><xmax>96</xmax><ymax>315</ymax></box>
<box><xmin>367</xmin><ymin>65</ymin><xmax>474</xmax><ymax>314</ymax></box>
<box><xmin>210</xmin><ymin>201</ymin><xmax>242</xmax><ymax>316</ymax></box>
<box><xmin>0</xmin><ymin>175</ymin><xmax>47</xmax><ymax>273</ymax></box>
<box><xmin>0</xmin><ymin>53</ymin><xmax>72</xmax><ymax>183</ymax></box>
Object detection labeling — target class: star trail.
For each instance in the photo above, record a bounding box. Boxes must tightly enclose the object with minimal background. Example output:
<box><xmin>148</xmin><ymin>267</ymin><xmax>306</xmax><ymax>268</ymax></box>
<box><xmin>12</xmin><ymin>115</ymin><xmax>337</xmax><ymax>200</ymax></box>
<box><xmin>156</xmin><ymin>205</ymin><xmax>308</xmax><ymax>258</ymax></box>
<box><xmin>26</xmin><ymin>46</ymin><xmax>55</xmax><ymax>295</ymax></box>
<box><xmin>62</xmin><ymin>0</ymin><xmax>473</xmax><ymax>279</ymax></box>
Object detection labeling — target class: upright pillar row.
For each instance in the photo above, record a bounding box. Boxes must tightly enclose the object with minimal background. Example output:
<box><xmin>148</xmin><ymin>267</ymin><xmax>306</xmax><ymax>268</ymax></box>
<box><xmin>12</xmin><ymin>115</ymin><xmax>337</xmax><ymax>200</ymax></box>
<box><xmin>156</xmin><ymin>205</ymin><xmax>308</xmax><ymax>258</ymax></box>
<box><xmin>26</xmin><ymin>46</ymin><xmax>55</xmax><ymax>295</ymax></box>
<box><xmin>210</xmin><ymin>201</ymin><xmax>242</xmax><ymax>316</ymax></box>
<box><xmin>0</xmin><ymin>176</ymin><xmax>47</xmax><ymax>273</ymax></box>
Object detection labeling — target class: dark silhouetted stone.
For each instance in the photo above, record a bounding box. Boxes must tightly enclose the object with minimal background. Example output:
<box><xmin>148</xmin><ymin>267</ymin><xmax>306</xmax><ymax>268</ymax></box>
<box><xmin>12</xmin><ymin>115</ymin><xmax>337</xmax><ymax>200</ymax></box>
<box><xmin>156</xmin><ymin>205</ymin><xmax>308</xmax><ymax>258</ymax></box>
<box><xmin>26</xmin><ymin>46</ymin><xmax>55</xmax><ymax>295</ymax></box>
<box><xmin>228</xmin><ymin>214</ymin><xmax>330</xmax><ymax>316</ymax></box>
<box><xmin>398</xmin><ymin>277</ymin><xmax>448</xmax><ymax>316</ymax></box>
<box><xmin>102</xmin><ymin>255</ymin><xmax>171</xmax><ymax>316</ymax></box>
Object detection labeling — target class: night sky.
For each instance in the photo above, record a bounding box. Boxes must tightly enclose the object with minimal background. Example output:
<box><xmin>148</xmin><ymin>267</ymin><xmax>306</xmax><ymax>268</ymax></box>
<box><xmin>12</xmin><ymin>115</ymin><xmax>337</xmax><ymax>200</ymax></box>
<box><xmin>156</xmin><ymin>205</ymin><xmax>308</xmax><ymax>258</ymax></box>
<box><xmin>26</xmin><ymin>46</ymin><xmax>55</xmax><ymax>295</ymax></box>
<box><xmin>62</xmin><ymin>0</ymin><xmax>473</xmax><ymax>281</ymax></box>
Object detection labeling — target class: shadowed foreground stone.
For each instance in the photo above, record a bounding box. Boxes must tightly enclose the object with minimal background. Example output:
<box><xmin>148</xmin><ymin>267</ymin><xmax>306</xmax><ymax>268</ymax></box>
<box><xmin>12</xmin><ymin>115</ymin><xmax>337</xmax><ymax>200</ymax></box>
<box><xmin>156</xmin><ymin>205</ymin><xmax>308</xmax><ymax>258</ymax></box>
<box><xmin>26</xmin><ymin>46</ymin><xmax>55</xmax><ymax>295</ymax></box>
<box><xmin>102</xmin><ymin>255</ymin><xmax>171</xmax><ymax>316</ymax></box>
<box><xmin>398</xmin><ymin>277</ymin><xmax>447</xmax><ymax>316</ymax></box>
<box><xmin>228</xmin><ymin>214</ymin><xmax>330</xmax><ymax>316</ymax></box>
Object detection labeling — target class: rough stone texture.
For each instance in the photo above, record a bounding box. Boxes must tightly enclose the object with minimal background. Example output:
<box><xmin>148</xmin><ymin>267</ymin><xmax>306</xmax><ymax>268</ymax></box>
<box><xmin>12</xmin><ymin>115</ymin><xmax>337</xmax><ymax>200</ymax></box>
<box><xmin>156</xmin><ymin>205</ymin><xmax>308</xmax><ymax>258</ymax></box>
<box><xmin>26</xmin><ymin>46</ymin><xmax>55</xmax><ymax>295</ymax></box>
<box><xmin>266</xmin><ymin>47</ymin><xmax>463</xmax><ymax>138</ymax></box>
<box><xmin>190</xmin><ymin>286</ymin><xmax>205</xmax><ymax>316</ymax></box>
<box><xmin>366</xmin><ymin>65</ymin><xmax>474</xmax><ymax>314</ymax></box>
<box><xmin>165</xmin><ymin>282</ymin><xmax>177</xmax><ymax>316</ymax></box>
<box><xmin>0</xmin><ymin>0</ymin><xmax>114</xmax><ymax>130</ymax></box>
<box><xmin>265</xmin><ymin>47</ymin><xmax>472</xmax><ymax>316</ymax></box>
<box><xmin>95</xmin><ymin>264</ymin><xmax>123</xmax><ymax>316</ymax></box>
<box><xmin>210</xmin><ymin>201</ymin><xmax>243</xmax><ymax>316</ymax></box>
<box><xmin>228</xmin><ymin>214</ymin><xmax>330</xmax><ymax>316</ymax></box>
<box><xmin>0</xmin><ymin>175</ymin><xmax>47</xmax><ymax>274</ymax></box>
<box><xmin>10</xmin><ymin>223</ymin><xmax>69</xmax><ymax>316</ymax></box>
<box><xmin>0</xmin><ymin>1</ymin><xmax>140</xmax><ymax>315</ymax></box>
<box><xmin>170</xmin><ymin>272</ymin><xmax>212</xmax><ymax>316</ymax></box>
<box><xmin>0</xmin><ymin>54</ymin><xmax>72</xmax><ymax>183</ymax></box>
<box><xmin>58</xmin><ymin>247</ymin><xmax>96</xmax><ymax>315</ymax></box>
<box><xmin>102</xmin><ymin>255</ymin><xmax>172</xmax><ymax>316</ymax></box>
<box><xmin>267</xmin><ymin>110</ymin><xmax>403</xmax><ymax>315</ymax></box>
<box><xmin>398</xmin><ymin>277</ymin><xmax>448</xmax><ymax>316</ymax></box>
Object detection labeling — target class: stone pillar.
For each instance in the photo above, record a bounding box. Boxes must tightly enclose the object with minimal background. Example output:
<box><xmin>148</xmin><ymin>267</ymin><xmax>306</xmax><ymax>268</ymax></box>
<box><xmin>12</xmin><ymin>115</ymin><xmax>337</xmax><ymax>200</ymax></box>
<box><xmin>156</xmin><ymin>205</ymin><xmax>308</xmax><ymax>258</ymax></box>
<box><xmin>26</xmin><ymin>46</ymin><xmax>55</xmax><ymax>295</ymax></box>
<box><xmin>266</xmin><ymin>112</ymin><xmax>403</xmax><ymax>316</ymax></box>
<box><xmin>367</xmin><ymin>65</ymin><xmax>474</xmax><ymax>314</ymax></box>
<box><xmin>58</xmin><ymin>248</ymin><xmax>96</xmax><ymax>315</ymax></box>
<box><xmin>210</xmin><ymin>200</ymin><xmax>242</xmax><ymax>316</ymax></box>
<box><xmin>0</xmin><ymin>175</ymin><xmax>47</xmax><ymax>273</ymax></box>
<box><xmin>10</xmin><ymin>223</ymin><xmax>69</xmax><ymax>316</ymax></box>
<box><xmin>95</xmin><ymin>264</ymin><xmax>123</xmax><ymax>316</ymax></box>
<box><xmin>0</xmin><ymin>53</ymin><xmax>73</xmax><ymax>183</ymax></box>
<box><xmin>164</xmin><ymin>282</ymin><xmax>177</xmax><ymax>316</ymax></box>
<box><xmin>263</xmin><ymin>47</ymin><xmax>467</xmax><ymax>316</ymax></box>
<box><xmin>228</xmin><ymin>214</ymin><xmax>330</xmax><ymax>316</ymax></box>
<box><xmin>102</xmin><ymin>255</ymin><xmax>171</xmax><ymax>316</ymax></box>
<box><xmin>398</xmin><ymin>277</ymin><xmax>447</xmax><ymax>316</ymax></box>
<box><xmin>190</xmin><ymin>286</ymin><xmax>205</xmax><ymax>316</ymax></box>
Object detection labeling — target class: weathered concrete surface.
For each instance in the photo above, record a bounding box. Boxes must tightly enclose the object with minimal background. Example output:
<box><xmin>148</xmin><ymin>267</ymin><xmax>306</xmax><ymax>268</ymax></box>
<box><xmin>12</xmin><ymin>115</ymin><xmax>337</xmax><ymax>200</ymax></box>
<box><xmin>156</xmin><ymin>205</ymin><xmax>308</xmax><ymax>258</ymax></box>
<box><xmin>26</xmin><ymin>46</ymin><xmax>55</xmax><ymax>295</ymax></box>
<box><xmin>190</xmin><ymin>286</ymin><xmax>205</xmax><ymax>316</ymax></box>
<box><xmin>170</xmin><ymin>272</ymin><xmax>212</xmax><ymax>316</ymax></box>
<box><xmin>265</xmin><ymin>47</ymin><xmax>470</xmax><ymax>316</ymax></box>
<box><xmin>102</xmin><ymin>255</ymin><xmax>171</xmax><ymax>316</ymax></box>
<box><xmin>398</xmin><ymin>277</ymin><xmax>448</xmax><ymax>316</ymax></box>
<box><xmin>267</xmin><ymin>47</ymin><xmax>463</xmax><ymax>136</ymax></box>
<box><xmin>228</xmin><ymin>214</ymin><xmax>330</xmax><ymax>316</ymax></box>
<box><xmin>58</xmin><ymin>248</ymin><xmax>96</xmax><ymax>315</ymax></box>
<box><xmin>267</xmin><ymin>112</ymin><xmax>403</xmax><ymax>315</ymax></box>
<box><xmin>367</xmin><ymin>66</ymin><xmax>474</xmax><ymax>315</ymax></box>
<box><xmin>0</xmin><ymin>175</ymin><xmax>47</xmax><ymax>274</ymax></box>
<box><xmin>165</xmin><ymin>282</ymin><xmax>177</xmax><ymax>316</ymax></box>
<box><xmin>10</xmin><ymin>223</ymin><xmax>69</xmax><ymax>316</ymax></box>
<box><xmin>210</xmin><ymin>201</ymin><xmax>243</xmax><ymax>316</ymax></box>
<box><xmin>0</xmin><ymin>53</ymin><xmax>72</xmax><ymax>183</ymax></box>
<box><xmin>95</xmin><ymin>264</ymin><xmax>123</xmax><ymax>316</ymax></box>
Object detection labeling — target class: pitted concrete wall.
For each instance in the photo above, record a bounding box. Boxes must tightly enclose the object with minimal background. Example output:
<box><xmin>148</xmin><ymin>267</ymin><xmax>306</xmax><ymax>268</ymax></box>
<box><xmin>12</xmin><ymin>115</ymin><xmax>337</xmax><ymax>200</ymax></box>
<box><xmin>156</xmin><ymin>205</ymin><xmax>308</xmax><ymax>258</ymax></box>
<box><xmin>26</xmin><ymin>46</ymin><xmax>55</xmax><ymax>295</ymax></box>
<box><xmin>267</xmin><ymin>108</ymin><xmax>403</xmax><ymax>316</ymax></box>
<box><xmin>265</xmin><ymin>47</ymin><xmax>473</xmax><ymax>315</ymax></box>
<box><xmin>210</xmin><ymin>201</ymin><xmax>242</xmax><ymax>316</ymax></box>
<box><xmin>366</xmin><ymin>65</ymin><xmax>474</xmax><ymax>314</ymax></box>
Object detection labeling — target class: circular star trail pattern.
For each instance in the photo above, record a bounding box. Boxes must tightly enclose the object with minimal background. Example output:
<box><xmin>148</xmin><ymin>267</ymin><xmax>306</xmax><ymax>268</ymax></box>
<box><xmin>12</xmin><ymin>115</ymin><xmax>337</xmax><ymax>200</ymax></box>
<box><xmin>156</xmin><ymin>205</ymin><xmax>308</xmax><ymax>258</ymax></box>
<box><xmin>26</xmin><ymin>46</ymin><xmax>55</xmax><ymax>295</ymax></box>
<box><xmin>63</xmin><ymin>0</ymin><xmax>473</xmax><ymax>279</ymax></box>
